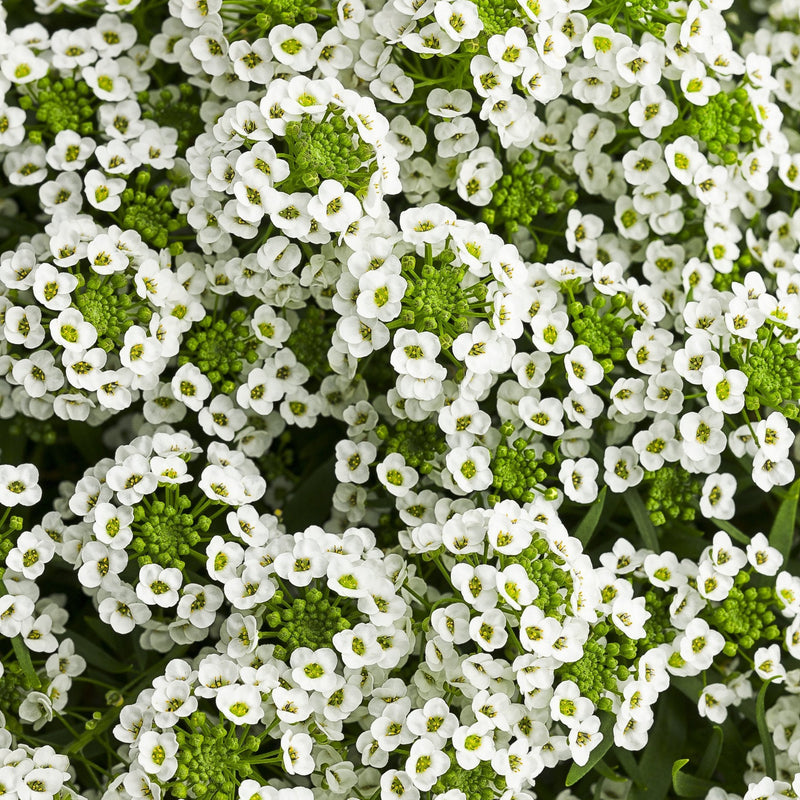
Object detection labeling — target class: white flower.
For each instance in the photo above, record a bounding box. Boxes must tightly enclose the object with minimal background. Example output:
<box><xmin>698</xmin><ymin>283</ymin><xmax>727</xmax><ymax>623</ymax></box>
<box><xmin>446</xmin><ymin>446</ymin><xmax>493</xmax><ymax>493</ymax></box>
<box><xmin>97</xmin><ymin>587</ymin><xmax>151</xmax><ymax>634</ymax></box>
<box><xmin>629</xmin><ymin>85</ymin><xmax>678</xmax><ymax>138</ymax></box>
<box><xmin>137</xmin><ymin>730</ymin><xmax>179</xmax><ymax>781</ymax></box>
<box><xmin>0</xmin><ymin>463</ymin><xmax>41</xmax><ymax>506</ymax></box>
<box><xmin>550</xmin><ymin>681</ymin><xmax>594</xmax><ymax>728</ymax></box>
<box><xmin>50</xmin><ymin>309</ymin><xmax>97</xmax><ymax>352</ymax></box>
<box><xmin>603</xmin><ymin>446</ymin><xmax>643</xmax><ymax>493</ymax></box>
<box><xmin>6</xmin><ymin>529</ymin><xmax>55</xmax><ymax>580</ymax></box>
<box><xmin>376</xmin><ymin>453</ymin><xmax>419</xmax><ymax>498</ymax></box>
<box><xmin>452</xmin><ymin>722</ymin><xmax>495</xmax><ymax>769</ymax></box>
<box><xmin>567</xmin><ymin>714</ymin><xmax>604</xmax><ymax>766</ymax></box>
<box><xmin>559</xmin><ymin>458</ymin><xmax>599</xmax><ymax>503</ymax></box>
<box><xmin>106</xmin><ymin>454</ymin><xmax>157</xmax><ymax>506</ymax></box>
<box><xmin>290</xmin><ymin>647</ymin><xmax>341</xmax><ymax>693</ymax></box>
<box><xmin>399</xmin><ymin>204</ymin><xmax>456</xmax><ymax>244</ymax></box>
<box><xmin>469</xmin><ymin>608</ymin><xmax>508</xmax><ymax>652</ymax></box>
<box><xmin>702</xmin><ymin>366</ymin><xmax>748</xmax><ymax>414</ymax></box>
<box><xmin>308</xmin><ymin>180</ymin><xmax>362</xmax><ymax>233</ymax></box>
<box><xmin>754</xmin><ymin>643</ymin><xmax>786</xmax><ymax>683</ymax></box>
<box><xmin>405</xmin><ymin>738</ymin><xmax>450</xmax><ymax>790</ymax></box>
<box><xmin>136</xmin><ymin>564</ymin><xmax>182</xmax><ymax>608</ymax></box>
<box><xmin>281</xmin><ymin>729</ymin><xmax>315</xmax><ymax>775</ymax></box>
<box><xmin>679</xmin><ymin>618</ymin><xmax>725</xmax><ymax>672</ymax></box>
<box><xmin>752</xmin><ymin>452</ymin><xmax>795</xmax><ymax>492</ymax></box>
<box><xmin>216</xmin><ymin>683</ymin><xmax>265</xmax><ymax>726</ymax></box>
<box><xmin>746</xmin><ymin>532</ymin><xmax>783</xmax><ymax>576</ymax></box>
<box><xmin>699</xmin><ymin>473</ymin><xmax>737</xmax><ymax>520</ymax></box>
<box><xmin>0</xmin><ymin>594</ymin><xmax>35</xmax><ymax>638</ymax></box>
<box><xmin>84</xmin><ymin>169</ymin><xmax>126</xmax><ymax>211</ymax></box>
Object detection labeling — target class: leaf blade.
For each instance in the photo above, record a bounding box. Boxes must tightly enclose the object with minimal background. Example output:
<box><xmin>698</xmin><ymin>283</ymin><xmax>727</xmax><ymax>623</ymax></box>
<box><xmin>672</xmin><ymin>759</ymin><xmax>716</xmax><ymax>797</ymax></box>
<box><xmin>625</xmin><ymin>490</ymin><xmax>659</xmax><ymax>551</ymax></box>
<box><xmin>769</xmin><ymin>478</ymin><xmax>800</xmax><ymax>561</ymax></box>
<box><xmin>711</xmin><ymin>518</ymin><xmax>749</xmax><ymax>545</ymax></box>
<box><xmin>756</xmin><ymin>678</ymin><xmax>777</xmax><ymax>778</ymax></box>
<box><xmin>575</xmin><ymin>485</ymin><xmax>608</xmax><ymax>546</ymax></box>
<box><xmin>697</xmin><ymin>725</ymin><xmax>724</xmax><ymax>780</ymax></box>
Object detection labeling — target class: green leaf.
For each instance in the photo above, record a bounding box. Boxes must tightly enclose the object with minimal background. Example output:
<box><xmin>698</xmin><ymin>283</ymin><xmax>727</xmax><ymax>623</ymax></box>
<box><xmin>671</xmin><ymin>727</ymin><xmax>724</xmax><ymax>798</ymax></box>
<box><xmin>11</xmin><ymin>635</ymin><xmax>42</xmax><ymax>690</ymax></box>
<box><xmin>756</xmin><ymin>678</ymin><xmax>777</xmax><ymax>778</ymax></box>
<box><xmin>629</xmin><ymin>696</ymin><xmax>687</xmax><ymax>800</ymax></box>
<box><xmin>575</xmin><ymin>485</ymin><xmax>607</xmax><ymax>545</ymax></box>
<box><xmin>769</xmin><ymin>478</ymin><xmax>800</xmax><ymax>561</ymax></box>
<box><xmin>68</xmin><ymin>630</ymin><xmax>133</xmax><ymax>675</ymax></box>
<box><xmin>697</xmin><ymin>725</ymin><xmax>724</xmax><ymax>780</ymax></box>
<box><xmin>672</xmin><ymin>759</ymin><xmax>716</xmax><ymax>797</ymax></box>
<box><xmin>593</xmin><ymin>758</ymin><xmax>627</xmax><ymax>783</ymax></box>
<box><xmin>565</xmin><ymin>713</ymin><xmax>615</xmax><ymax>787</ymax></box>
<box><xmin>711</xmin><ymin>518</ymin><xmax>749</xmax><ymax>545</ymax></box>
<box><xmin>615</xmin><ymin>748</ymin><xmax>643</xmax><ymax>787</ymax></box>
<box><xmin>625</xmin><ymin>490</ymin><xmax>659</xmax><ymax>551</ymax></box>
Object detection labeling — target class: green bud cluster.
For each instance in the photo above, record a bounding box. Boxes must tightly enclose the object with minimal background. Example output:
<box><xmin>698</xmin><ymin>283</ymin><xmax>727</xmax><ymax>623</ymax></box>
<box><xmin>708</xmin><ymin>579</ymin><xmax>780</xmax><ymax>650</ymax></box>
<box><xmin>229</xmin><ymin>0</ymin><xmax>319</xmax><ymax>35</ymax></box>
<box><xmin>617</xmin><ymin>0</ymin><xmax>670</xmax><ymax>27</ymax></box>
<box><xmin>640</xmin><ymin>590</ymin><xmax>676</xmax><ymax>649</ymax></box>
<box><xmin>669</xmin><ymin>89</ymin><xmax>760</xmax><ymax>164</ymax></box>
<box><xmin>483</xmin><ymin>157</ymin><xmax>574</xmax><ymax>239</ymax></box>
<box><xmin>74</xmin><ymin>274</ymin><xmax>140</xmax><ymax>350</ymax></box>
<box><xmin>265</xmin><ymin>587</ymin><xmax>352</xmax><ymax>659</ymax></box>
<box><xmin>283</xmin><ymin>112</ymin><xmax>374</xmax><ymax>193</ymax></box>
<box><xmin>6</xmin><ymin>417</ymin><xmax>59</xmax><ymax>448</ymax></box>
<box><xmin>285</xmin><ymin>305</ymin><xmax>332</xmax><ymax>382</ymax></box>
<box><xmin>119</xmin><ymin>170</ymin><xmax>185</xmax><ymax>250</ymax></box>
<box><xmin>711</xmin><ymin>260</ymin><xmax>746</xmax><ymax>293</ymax></box>
<box><xmin>515</xmin><ymin>536</ymin><xmax>574</xmax><ymax>615</ymax></box>
<box><xmin>474</xmin><ymin>0</ymin><xmax>521</xmax><ymax>36</ymax></box>
<box><xmin>0</xmin><ymin>662</ymin><xmax>30</xmax><ymax>720</ymax></box>
<box><xmin>179</xmin><ymin>310</ymin><xmax>259</xmax><ymax>393</ymax></box>
<box><xmin>169</xmin><ymin>712</ymin><xmax>259</xmax><ymax>798</ymax></box>
<box><xmin>643</xmin><ymin>466</ymin><xmax>701</xmax><ymax>526</ymax></box>
<box><xmin>376</xmin><ymin>419</ymin><xmax>447</xmax><ymax>472</ymax></box>
<box><xmin>433</xmin><ymin>752</ymin><xmax>504</xmax><ymax>800</ymax></box>
<box><xmin>130</xmin><ymin>495</ymin><xmax>207</xmax><ymax>570</ymax></box>
<box><xmin>557</xmin><ymin>623</ymin><xmax>634</xmax><ymax>702</ymax></box>
<box><xmin>141</xmin><ymin>85</ymin><xmax>204</xmax><ymax>154</ymax></box>
<box><xmin>569</xmin><ymin>297</ymin><xmax>633</xmax><ymax>359</ymax></box>
<box><xmin>733</xmin><ymin>335</ymin><xmax>800</xmax><ymax>410</ymax></box>
<box><xmin>489</xmin><ymin>432</ymin><xmax>544</xmax><ymax>504</ymax></box>
<box><xmin>0</xmin><ymin>516</ymin><xmax>24</xmax><ymax>567</ymax></box>
<box><xmin>19</xmin><ymin>75</ymin><xmax>95</xmax><ymax>138</ymax></box>
<box><xmin>398</xmin><ymin>251</ymin><xmax>489</xmax><ymax>348</ymax></box>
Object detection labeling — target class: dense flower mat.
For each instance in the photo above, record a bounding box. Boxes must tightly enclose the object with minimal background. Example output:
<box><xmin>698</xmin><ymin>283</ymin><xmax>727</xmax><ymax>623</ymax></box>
<box><xmin>1</xmin><ymin>0</ymin><xmax>800</xmax><ymax>798</ymax></box>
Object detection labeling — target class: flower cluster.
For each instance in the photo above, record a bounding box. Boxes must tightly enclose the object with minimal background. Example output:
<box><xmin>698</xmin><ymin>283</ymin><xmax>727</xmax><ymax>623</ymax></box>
<box><xmin>3</xmin><ymin>0</ymin><xmax>800</xmax><ymax>797</ymax></box>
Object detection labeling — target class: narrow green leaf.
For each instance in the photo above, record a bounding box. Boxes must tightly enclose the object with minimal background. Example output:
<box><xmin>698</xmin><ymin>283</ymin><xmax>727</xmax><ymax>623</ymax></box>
<box><xmin>697</xmin><ymin>726</ymin><xmax>724</xmax><ymax>780</ymax></box>
<box><xmin>11</xmin><ymin>635</ymin><xmax>42</xmax><ymax>690</ymax></box>
<box><xmin>625</xmin><ymin>490</ymin><xmax>659</xmax><ymax>551</ymax></box>
<box><xmin>629</xmin><ymin>696</ymin><xmax>687</xmax><ymax>800</ymax></box>
<box><xmin>672</xmin><ymin>759</ymin><xmax>716</xmax><ymax>797</ymax></box>
<box><xmin>575</xmin><ymin>485</ymin><xmax>607</xmax><ymax>545</ymax></box>
<box><xmin>565</xmin><ymin>713</ymin><xmax>615</xmax><ymax>787</ymax></box>
<box><xmin>615</xmin><ymin>748</ymin><xmax>643</xmax><ymax>788</ymax></box>
<box><xmin>68</xmin><ymin>630</ymin><xmax>133</xmax><ymax>675</ymax></box>
<box><xmin>756</xmin><ymin>678</ymin><xmax>777</xmax><ymax>778</ymax></box>
<box><xmin>711</xmin><ymin>518</ymin><xmax>749</xmax><ymax>545</ymax></box>
<box><xmin>671</xmin><ymin>675</ymin><xmax>704</xmax><ymax>704</ymax></box>
<box><xmin>768</xmin><ymin>478</ymin><xmax>800</xmax><ymax>561</ymax></box>
<box><xmin>593</xmin><ymin>758</ymin><xmax>626</xmax><ymax>783</ymax></box>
